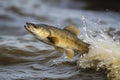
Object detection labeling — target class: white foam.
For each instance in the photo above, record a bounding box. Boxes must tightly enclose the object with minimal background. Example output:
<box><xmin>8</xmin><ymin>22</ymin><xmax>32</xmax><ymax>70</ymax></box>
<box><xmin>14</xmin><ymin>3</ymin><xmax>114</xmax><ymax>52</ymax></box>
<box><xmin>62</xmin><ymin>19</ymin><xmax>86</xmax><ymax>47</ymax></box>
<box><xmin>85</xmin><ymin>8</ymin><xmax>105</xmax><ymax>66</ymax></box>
<box><xmin>78</xmin><ymin>16</ymin><xmax>120</xmax><ymax>80</ymax></box>
<box><xmin>78</xmin><ymin>25</ymin><xmax>120</xmax><ymax>80</ymax></box>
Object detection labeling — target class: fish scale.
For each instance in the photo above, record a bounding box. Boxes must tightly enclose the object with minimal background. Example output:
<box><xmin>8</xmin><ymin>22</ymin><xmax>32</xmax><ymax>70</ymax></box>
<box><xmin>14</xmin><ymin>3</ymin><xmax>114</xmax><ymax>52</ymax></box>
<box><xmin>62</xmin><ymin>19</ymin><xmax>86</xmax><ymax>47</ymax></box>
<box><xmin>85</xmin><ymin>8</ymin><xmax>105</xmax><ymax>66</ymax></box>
<box><xmin>25</xmin><ymin>22</ymin><xmax>90</xmax><ymax>59</ymax></box>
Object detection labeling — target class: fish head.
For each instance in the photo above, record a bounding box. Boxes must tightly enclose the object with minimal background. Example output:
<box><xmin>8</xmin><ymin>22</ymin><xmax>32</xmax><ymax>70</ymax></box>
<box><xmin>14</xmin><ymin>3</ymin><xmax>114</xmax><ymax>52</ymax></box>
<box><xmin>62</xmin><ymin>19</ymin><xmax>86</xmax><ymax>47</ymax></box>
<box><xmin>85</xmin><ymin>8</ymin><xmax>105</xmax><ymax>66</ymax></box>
<box><xmin>25</xmin><ymin>22</ymin><xmax>43</xmax><ymax>35</ymax></box>
<box><xmin>24</xmin><ymin>22</ymin><xmax>50</xmax><ymax>39</ymax></box>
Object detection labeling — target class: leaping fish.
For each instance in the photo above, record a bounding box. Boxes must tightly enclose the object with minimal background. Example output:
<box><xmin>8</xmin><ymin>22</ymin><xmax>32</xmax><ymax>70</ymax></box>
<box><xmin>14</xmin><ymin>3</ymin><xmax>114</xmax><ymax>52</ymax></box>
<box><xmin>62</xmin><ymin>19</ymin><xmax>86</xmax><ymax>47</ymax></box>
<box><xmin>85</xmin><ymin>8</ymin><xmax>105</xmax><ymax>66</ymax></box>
<box><xmin>24</xmin><ymin>22</ymin><xmax>90</xmax><ymax>59</ymax></box>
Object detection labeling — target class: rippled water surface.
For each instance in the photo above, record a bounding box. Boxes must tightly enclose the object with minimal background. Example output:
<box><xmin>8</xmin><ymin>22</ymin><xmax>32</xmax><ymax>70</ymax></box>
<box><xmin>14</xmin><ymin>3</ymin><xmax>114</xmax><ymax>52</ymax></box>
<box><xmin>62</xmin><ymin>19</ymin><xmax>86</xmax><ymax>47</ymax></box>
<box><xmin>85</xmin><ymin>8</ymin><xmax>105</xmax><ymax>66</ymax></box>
<box><xmin>0</xmin><ymin>0</ymin><xmax>120</xmax><ymax>80</ymax></box>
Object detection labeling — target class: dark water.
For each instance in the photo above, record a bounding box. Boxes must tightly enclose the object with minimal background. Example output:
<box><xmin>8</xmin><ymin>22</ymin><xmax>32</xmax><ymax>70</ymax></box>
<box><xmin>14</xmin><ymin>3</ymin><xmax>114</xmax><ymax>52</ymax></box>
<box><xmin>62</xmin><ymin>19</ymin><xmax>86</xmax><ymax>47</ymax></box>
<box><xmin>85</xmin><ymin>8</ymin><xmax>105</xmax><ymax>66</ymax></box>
<box><xmin>0</xmin><ymin>0</ymin><xmax>120</xmax><ymax>80</ymax></box>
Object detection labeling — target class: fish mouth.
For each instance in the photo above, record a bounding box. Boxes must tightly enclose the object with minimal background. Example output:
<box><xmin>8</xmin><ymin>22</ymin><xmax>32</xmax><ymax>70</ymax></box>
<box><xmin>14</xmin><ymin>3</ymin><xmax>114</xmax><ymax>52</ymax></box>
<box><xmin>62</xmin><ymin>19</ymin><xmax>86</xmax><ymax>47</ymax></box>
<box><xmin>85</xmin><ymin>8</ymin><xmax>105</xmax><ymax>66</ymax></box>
<box><xmin>24</xmin><ymin>22</ymin><xmax>36</xmax><ymax>33</ymax></box>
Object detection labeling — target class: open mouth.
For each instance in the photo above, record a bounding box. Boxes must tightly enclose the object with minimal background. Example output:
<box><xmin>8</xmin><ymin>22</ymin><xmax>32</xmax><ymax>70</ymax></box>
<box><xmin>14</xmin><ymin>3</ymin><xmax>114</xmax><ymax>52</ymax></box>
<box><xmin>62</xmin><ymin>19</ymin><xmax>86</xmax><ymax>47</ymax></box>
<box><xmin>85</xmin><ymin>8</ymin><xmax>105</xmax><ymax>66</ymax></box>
<box><xmin>24</xmin><ymin>22</ymin><xmax>36</xmax><ymax>32</ymax></box>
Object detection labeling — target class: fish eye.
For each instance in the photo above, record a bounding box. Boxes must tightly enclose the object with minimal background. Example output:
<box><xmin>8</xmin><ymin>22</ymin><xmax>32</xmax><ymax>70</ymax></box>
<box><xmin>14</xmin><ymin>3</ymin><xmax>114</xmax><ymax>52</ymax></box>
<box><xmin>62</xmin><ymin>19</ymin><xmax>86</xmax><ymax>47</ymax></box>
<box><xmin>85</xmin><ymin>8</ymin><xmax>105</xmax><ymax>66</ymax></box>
<box><xmin>33</xmin><ymin>26</ymin><xmax>38</xmax><ymax>28</ymax></box>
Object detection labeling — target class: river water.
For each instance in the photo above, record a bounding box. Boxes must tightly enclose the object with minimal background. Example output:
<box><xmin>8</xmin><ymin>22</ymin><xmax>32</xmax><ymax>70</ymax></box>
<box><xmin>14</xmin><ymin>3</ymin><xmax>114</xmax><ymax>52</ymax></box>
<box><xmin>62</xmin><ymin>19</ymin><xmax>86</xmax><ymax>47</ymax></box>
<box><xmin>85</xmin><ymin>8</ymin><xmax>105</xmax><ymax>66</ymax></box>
<box><xmin>0</xmin><ymin>0</ymin><xmax>120</xmax><ymax>80</ymax></box>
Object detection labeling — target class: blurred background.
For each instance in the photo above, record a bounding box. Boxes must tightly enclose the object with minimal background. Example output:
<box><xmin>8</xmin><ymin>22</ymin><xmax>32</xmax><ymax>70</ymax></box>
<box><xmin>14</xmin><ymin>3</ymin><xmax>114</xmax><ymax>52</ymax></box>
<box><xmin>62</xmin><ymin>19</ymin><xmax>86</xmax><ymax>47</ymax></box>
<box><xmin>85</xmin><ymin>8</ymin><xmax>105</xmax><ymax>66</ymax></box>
<box><xmin>41</xmin><ymin>0</ymin><xmax>120</xmax><ymax>11</ymax></box>
<box><xmin>0</xmin><ymin>0</ymin><xmax>120</xmax><ymax>36</ymax></box>
<box><xmin>0</xmin><ymin>0</ymin><xmax>120</xmax><ymax>80</ymax></box>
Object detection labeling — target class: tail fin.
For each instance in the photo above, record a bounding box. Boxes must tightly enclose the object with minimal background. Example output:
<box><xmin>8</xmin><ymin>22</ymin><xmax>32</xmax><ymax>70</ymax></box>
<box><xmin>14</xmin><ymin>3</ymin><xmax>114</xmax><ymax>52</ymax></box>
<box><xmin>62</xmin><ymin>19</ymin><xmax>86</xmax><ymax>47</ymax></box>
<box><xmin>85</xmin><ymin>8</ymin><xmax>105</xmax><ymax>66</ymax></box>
<box><xmin>78</xmin><ymin>39</ymin><xmax>90</xmax><ymax>54</ymax></box>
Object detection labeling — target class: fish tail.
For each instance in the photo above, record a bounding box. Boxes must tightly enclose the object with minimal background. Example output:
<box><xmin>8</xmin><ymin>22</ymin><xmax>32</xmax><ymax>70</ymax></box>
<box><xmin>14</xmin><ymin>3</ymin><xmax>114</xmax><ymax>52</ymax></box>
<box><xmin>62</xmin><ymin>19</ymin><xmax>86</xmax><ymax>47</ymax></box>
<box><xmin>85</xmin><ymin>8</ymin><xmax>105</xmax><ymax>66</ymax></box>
<box><xmin>78</xmin><ymin>40</ymin><xmax>90</xmax><ymax>54</ymax></box>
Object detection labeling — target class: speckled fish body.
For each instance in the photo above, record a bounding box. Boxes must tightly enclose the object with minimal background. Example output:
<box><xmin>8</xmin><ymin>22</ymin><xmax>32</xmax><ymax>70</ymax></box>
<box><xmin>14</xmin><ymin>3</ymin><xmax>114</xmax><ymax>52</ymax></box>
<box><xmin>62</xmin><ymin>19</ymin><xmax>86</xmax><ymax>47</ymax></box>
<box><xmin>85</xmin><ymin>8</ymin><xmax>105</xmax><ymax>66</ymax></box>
<box><xmin>25</xmin><ymin>23</ymin><xmax>89</xmax><ymax>59</ymax></box>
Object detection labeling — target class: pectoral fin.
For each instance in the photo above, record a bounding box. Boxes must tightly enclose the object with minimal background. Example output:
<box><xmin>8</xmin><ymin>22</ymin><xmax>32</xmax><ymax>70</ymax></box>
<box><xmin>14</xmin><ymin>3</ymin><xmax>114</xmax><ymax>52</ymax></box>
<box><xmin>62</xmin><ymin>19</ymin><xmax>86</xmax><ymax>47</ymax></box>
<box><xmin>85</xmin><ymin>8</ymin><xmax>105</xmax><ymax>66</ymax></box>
<box><xmin>47</xmin><ymin>37</ymin><xmax>59</xmax><ymax>45</ymax></box>
<box><xmin>64</xmin><ymin>25</ymin><xmax>80</xmax><ymax>37</ymax></box>
<box><xmin>65</xmin><ymin>49</ymin><xmax>74</xmax><ymax>59</ymax></box>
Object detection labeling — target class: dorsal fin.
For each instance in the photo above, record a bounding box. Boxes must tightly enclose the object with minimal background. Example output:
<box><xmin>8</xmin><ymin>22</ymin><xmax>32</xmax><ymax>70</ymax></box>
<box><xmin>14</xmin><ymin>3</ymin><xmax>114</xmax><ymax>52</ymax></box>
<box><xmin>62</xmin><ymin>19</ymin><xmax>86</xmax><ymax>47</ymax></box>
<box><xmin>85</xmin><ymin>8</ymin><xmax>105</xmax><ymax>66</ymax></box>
<box><xmin>64</xmin><ymin>25</ymin><xmax>80</xmax><ymax>37</ymax></box>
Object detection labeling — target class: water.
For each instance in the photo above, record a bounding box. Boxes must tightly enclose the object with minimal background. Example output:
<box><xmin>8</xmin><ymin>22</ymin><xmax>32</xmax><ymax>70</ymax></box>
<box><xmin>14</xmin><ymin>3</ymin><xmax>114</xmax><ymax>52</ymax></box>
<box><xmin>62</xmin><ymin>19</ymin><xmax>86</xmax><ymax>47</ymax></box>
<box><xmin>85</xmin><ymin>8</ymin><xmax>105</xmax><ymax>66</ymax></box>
<box><xmin>78</xmin><ymin>18</ymin><xmax>120</xmax><ymax>80</ymax></box>
<box><xmin>0</xmin><ymin>0</ymin><xmax>120</xmax><ymax>80</ymax></box>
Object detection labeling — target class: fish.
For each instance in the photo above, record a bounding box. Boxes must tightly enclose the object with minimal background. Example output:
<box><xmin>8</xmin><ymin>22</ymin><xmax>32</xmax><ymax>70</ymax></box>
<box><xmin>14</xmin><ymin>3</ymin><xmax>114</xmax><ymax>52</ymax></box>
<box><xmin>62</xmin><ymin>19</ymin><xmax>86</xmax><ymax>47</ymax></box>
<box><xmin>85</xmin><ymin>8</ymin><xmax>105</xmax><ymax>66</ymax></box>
<box><xmin>24</xmin><ymin>22</ymin><xmax>90</xmax><ymax>59</ymax></box>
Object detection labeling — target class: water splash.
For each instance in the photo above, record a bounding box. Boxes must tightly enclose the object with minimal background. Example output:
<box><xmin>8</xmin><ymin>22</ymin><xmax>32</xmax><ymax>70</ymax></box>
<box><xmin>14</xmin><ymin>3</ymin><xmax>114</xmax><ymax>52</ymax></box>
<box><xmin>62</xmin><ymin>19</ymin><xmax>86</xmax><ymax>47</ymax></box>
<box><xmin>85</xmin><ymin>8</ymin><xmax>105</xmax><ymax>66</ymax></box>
<box><xmin>78</xmin><ymin>16</ymin><xmax>120</xmax><ymax>80</ymax></box>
